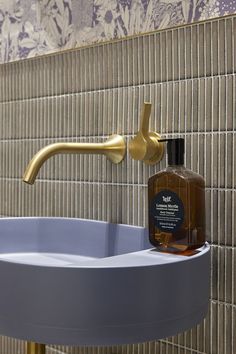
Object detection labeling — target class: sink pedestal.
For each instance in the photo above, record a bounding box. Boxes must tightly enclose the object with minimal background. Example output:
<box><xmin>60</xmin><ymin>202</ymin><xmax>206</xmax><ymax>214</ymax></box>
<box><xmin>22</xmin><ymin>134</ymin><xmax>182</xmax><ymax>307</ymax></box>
<box><xmin>27</xmin><ymin>342</ymin><xmax>45</xmax><ymax>354</ymax></box>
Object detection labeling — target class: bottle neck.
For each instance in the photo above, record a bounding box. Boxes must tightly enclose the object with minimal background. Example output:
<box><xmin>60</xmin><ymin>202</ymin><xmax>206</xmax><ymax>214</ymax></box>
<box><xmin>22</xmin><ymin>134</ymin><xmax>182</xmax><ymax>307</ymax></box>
<box><xmin>168</xmin><ymin>155</ymin><xmax>184</xmax><ymax>166</ymax></box>
<box><xmin>166</xmin><ymin>139</ymin><xmax>185</xmax><ymax>165</ymax></box>
<box><xmin>166</xmin><ymin>164</ymin><xmax>185</xmax><ymax>170</ymax></box>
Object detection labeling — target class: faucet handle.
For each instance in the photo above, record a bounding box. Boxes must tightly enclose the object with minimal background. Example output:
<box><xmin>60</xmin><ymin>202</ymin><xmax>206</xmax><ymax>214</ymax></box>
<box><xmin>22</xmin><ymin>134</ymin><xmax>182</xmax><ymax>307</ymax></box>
<box><xmin>128</xmin><ymin>102</ymin><xmax>164</xmax><ymax>164</ymax></box>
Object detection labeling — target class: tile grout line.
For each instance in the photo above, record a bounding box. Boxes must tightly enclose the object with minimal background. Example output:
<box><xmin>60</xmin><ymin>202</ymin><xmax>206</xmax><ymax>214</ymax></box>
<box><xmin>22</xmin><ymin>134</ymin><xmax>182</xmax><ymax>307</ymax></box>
<box><xmin>0</xmin><ymin>177</ymin><xmax>235</xmax><ymax>190</ymax></box>
<box><xmin>0</xmin><ymin>130</ymin><xmax>235</xmax><ymax>143</ymax></box>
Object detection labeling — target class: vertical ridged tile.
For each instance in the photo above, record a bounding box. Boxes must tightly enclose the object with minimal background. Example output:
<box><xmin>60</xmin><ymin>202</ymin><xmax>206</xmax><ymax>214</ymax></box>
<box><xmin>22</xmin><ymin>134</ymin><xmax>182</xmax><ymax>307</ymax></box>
<box><xmin>154</xmin><ymin>32</ymin><xmax>161</xmax><ymax>82</ymax></box>
<box><xmin>211</xmin><ymin>20</ymin><xmax>219</xmax><ymax>76</ymax></box>
<box><xmin>185</xmin><ymin>25</ymin><xmax>191</xmax><ymax>79</ymax></box>
<box><xmin>233</xmin><ymin>17</ymin><xmax>236</xmax><ymax>73</ymax></box>
<box><xmin>225</xmin><ymin>18</ymin><xmax>233</xmax><ymax>73</ymax></box>
<box><xmin>158</xmin><ymin>32</ymin><xmax>164</xmax><ymax>83</ymax></box>
<box><xmin>0</xmin><ymin>337</ymin><xmax>25</xmax><ymax>354</ymax></box>
<box><xmin>219</xmin><ymin>19</ymin><xmax>226</xmax><ymax>74</ymax></box>
<box><xmin>211</xmin><ymin>246</ymin><xmax>235</xmax><ymax>304</ymax></box>
<box><xmin>197</xmin><ymin>24</ymin><xmax>205</xmax><ymax>78</ymax></box>
<box><xmin>191</xmin><ymin>25</ymin><xmax>198</xmax><ymax>78</ymax></box>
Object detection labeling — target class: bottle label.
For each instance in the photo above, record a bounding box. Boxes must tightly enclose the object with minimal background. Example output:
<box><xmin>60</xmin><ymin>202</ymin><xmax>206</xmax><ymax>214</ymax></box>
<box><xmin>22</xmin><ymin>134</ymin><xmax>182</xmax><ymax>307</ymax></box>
<box><xmin>150</xmin><ymin>190</ymin><xmax>184</xmax><ymax>233</ymax></box>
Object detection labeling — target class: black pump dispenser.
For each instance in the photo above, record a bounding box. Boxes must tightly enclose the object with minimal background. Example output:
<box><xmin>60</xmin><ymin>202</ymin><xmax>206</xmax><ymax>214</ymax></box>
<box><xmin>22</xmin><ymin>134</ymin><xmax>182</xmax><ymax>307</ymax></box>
<box><xmin>159</xmin><ymin>138</ymin><xmax>184</xmax><ymax>165</ymax></box>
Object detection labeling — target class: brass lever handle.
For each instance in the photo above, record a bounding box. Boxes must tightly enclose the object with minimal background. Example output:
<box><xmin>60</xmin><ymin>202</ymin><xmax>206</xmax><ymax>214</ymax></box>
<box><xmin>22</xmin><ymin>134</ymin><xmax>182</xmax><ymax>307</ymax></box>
<box><xmin>128</xmin><ymin>102</ymin><xmax>164</xmax><ymax>164</ymax></box>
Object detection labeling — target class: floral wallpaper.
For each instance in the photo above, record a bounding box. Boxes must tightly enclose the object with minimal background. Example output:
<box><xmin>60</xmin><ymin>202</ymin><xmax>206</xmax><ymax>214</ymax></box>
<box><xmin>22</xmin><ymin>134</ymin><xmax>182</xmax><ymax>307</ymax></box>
<box><xmin>0</xmin><ymin>0</ymin><xmax>236</xmax><ymax>63</ymax></box>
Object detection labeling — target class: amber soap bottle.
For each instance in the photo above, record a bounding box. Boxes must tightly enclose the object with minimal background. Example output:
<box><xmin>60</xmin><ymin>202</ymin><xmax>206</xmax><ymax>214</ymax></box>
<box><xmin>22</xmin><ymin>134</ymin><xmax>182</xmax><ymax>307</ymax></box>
<box><xmin>148</xmin><ymin>138</ymin><xmax>205</xmax><ymax>253</ymax></box>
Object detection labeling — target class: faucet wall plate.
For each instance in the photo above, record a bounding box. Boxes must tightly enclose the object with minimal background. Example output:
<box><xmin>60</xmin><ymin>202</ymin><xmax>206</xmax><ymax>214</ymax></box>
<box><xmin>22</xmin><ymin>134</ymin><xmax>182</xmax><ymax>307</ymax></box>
<box><xmin>146</xmin><ymin>132</ymin><xmax>164</xmax><ymax>164</ymax></box>
<box><xmin>0</xmin><ymin>217</ymin><xmax>210</xmax><ymax>346</ymax></box>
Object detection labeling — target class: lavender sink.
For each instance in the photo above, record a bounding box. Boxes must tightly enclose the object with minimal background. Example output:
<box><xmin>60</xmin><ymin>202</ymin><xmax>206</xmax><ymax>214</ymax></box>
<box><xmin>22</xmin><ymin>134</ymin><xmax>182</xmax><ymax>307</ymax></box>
<box><xmin>0</xmin><ymin>217</ymin><xmax>210</xmax><ymax>346</ymax></box>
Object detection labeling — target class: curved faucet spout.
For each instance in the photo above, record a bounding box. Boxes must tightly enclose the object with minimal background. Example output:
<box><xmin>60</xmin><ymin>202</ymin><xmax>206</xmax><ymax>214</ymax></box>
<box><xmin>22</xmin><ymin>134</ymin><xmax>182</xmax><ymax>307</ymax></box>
<box><xmin>23</xmin><ymin>134</ymin><xmax>126</xmax><ymax>185</ymax></box>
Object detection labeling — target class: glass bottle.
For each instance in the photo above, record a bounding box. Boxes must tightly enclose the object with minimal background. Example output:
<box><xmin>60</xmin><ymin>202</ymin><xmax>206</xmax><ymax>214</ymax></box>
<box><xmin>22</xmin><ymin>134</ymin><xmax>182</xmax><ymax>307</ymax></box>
<box><xmin>148</xmin><ymin>138</ymin><xmax>205</xmax><ymax>253</ymax></box>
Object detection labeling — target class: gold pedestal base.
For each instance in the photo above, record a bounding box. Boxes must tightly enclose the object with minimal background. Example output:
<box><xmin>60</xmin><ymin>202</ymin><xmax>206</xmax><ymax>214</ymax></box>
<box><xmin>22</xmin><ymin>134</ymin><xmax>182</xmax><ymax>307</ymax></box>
<box><xmin>27</xmin><ymin>342</ymin><xmax>46</xmax><ymax>354</ymax></box>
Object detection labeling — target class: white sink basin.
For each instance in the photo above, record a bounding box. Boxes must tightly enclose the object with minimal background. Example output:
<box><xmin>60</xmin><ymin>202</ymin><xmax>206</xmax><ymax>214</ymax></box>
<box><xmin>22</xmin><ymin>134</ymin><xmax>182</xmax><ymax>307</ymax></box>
<box><xmin>0</xmin><ymin>217</ymin><xmax>210</xmax><ymax>346</ymax></box>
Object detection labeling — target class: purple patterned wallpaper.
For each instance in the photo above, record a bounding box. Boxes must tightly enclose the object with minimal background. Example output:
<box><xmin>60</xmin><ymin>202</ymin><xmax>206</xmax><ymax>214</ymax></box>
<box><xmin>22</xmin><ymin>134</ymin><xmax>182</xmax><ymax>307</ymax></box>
<box><xmin>0</xmin><ymin>0</ymin><xmax>236</xmax><ymax>63</ymax></box>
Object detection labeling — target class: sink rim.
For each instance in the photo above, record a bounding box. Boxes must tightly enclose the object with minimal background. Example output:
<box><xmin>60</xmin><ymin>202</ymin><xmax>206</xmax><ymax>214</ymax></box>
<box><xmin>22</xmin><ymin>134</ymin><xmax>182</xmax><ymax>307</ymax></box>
<box><xmin>0</xmin><ymin>216</ymin><xmax>210</xmax><ymax>269</ymax></box>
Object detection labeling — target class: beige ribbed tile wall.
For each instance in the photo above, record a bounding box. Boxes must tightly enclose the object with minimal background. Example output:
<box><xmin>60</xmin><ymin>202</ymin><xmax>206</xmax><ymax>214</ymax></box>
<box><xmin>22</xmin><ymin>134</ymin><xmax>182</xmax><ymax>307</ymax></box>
<box><xmin>0</xmin><ymin>18</ymin><xmax>236</xmax><ymax>102</ymax></box>
<box><xmin>0</xmin><ymin>14</ymin><xmax>235</xmax><ymax>354</ymax></box>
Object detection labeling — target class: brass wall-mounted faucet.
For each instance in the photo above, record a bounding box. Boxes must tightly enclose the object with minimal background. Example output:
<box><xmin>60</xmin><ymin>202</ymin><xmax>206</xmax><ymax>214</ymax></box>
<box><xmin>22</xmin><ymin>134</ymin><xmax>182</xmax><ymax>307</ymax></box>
<box><xmin>23</xmin><ymin>102</ymin><xmax>163</xmax><ymax>185</ymax></box>
<box><xmin>23</xmin><ymin>135</ymin><xmax>126</xmax><ymax>185</ymax></box>
<box><xmin>128</xmin><ymin>102</ymin><xmax>164</xmax><ymax>164</ymax></box>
